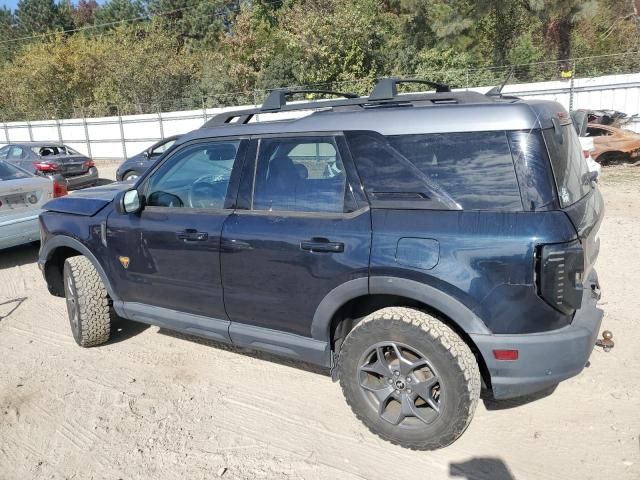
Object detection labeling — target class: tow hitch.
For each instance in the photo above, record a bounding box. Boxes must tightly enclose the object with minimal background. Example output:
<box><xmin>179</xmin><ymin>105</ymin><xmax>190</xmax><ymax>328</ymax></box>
<box><xmin>595</xmin><ymin>330</ymin><xmax>614</xmax><ymax>352</ymax></box>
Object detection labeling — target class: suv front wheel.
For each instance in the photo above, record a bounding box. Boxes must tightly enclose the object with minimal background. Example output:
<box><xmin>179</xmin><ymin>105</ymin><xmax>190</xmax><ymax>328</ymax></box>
<box><xmin>338</xmin><ymin>307</ymin><xmax>480</xmax><ymax>450</ymax></box>
<box><xmin>63</xmin><ymin>256</ymin><xmax>112</xmax><ymax>347</ymax></box>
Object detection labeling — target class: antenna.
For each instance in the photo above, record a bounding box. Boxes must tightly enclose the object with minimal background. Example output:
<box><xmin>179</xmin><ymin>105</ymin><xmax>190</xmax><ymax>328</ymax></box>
<box><xmin>486</xmin><ymin>67</ymin><xmax>514</xmax><ymax>97</ymax></box>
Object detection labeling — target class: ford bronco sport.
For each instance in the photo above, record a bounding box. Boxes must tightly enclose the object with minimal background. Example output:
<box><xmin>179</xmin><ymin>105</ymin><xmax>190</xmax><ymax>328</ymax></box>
<box><xmin>38</xmin><ymin>79</ymin><xmax>604</xmax><ymax>450</ymax></box>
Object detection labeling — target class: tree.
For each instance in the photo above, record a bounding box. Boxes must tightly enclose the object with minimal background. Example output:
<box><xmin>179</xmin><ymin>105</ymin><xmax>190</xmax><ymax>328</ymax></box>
<box><xmin>148</xmin><ymin>0</ymin><xmax>237</xmax><ymax>49</ymax></box>
<box><xmin>94</xmin><ymin>0</ymin><xmax>145</xmax><ymax>28</ymax></box>
<box><xmin>15</xmin><ymin>0</ymin><xmax>67</xmax><ymax>35</ymax></box>
<box><xmin>0</xmin><ymin>7</ymin><xmax>18</xmax><ymax>63</ymax></box>
<box><xmin>73</xmin><ymin>0</ymin><xmax>99</xmax><ymax>27</ymax></box>
<box><xmin>524</xmin><ymin>0</ymin><xmax>597</xmax><ymax>62</ymax></box>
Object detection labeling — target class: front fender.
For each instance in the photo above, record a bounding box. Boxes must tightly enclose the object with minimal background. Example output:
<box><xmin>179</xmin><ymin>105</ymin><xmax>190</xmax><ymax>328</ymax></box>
<box><xmin>39</xmin><ymin>235</ymin><xmax>118</xmax><ymax>302</ymax></box>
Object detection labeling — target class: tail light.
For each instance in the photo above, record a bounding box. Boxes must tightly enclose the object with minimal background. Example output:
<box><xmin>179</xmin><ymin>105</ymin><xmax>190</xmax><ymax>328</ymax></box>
<box><xmin>83</xmin><ymin>159</ymin><xmax>95</xmax><ymax>168</ymax></box>
<box><xmin>583</xmin><ymin>150</ymin><xmax>590</xmax><ymax>159</ymax></box>
<box><xmin>33</xmin><ymin>161</ymin><xmax>59</xmax><ymax>172</ymax></box>
<box><xmin>536</xmin><ymin>241</ymin><xmax>584</xmax><ymax>315</ymax></box>
<box><xmin>53</xmin><ymin>180</ymin><xmax>68</xmax><ymax>198</ymax></box>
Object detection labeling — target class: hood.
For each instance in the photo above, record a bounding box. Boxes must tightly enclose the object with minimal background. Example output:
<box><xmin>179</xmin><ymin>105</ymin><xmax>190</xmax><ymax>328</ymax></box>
<box><xmin>43</xmin><ymin>181</ymin><xmax>130</xmax><ymax>216</ymax></box>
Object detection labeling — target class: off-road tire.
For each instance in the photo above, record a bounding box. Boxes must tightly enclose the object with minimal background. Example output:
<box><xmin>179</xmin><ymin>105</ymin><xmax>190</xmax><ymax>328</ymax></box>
<box><xmin>338</xmin><ymin>307</ymin><xmax>481</xmax><ymax>450</ymax></box>
<box><xmin>63</xmin><ymin>256</ymin><xmax>112</xmax><ymax>347</ymax></box>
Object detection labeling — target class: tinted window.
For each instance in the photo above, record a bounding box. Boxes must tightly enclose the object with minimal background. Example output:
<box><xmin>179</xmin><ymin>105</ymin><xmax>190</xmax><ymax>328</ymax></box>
<box><xmin>0</xmin><ymin>160</ymin><xmax>30</xmax><ymax>180</ymax></box>
<box><xmin>543</xmin><ymin>125</ymin><xmax>590</xmax><ymax>207</ymax></box>
<box><xmin>507</xmin><ymin>130</ymin><xmax>557</xmax><ymax>211</ymax></box>
<box><xmin>253</xmin><ymin>136</ymin><xmax>348</xmax><ymax>213</ymax></box>
<box><xmin>146</xmin><ymin>140</ymin><xmax>240</xmax><ymax>209</ymax></box>
<box><xmin>388</xmin><ymin>132</ymin><xmax>522</xmax><ymax>210</ymax></box>
<box><xmin>0</xmin><ymin>146</ymin><xmax>9</xmax><ymax>159</ymax></box>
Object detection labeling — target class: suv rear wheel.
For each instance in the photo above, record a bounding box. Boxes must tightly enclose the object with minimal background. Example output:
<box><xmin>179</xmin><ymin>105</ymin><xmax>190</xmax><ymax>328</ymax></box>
<box><xmin>63</xmin><ymin>256</ymin><xmax>112</xmax><ymax>347</ymax></box>
<box><xmin>338</xmin><ymin>307</ymin><xmax>480</xmax><ymax>450</ymax></box>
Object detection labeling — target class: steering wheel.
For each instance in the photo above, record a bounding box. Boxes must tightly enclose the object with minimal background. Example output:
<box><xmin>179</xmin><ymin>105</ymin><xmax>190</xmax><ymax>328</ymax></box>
<box><xmin>187</xmin><ymin>174</ymin><xmax>226</xmax><ymax>208</ymax></box>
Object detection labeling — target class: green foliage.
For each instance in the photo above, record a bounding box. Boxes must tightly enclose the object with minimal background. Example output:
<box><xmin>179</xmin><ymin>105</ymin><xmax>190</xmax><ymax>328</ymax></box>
<box><xmin>1</xmin><ymin>0</ymin><xmax>639</xmax><ymax>120</ymax></box>
<box><xmin>15</xmin><ymin>0</ymin><xmax>70</xmax><ymax>35</ymax></box>
<box><xmin>94</xmin><ymin>0</ymin><xmax>145</xmax><ymax>27</ymax></box>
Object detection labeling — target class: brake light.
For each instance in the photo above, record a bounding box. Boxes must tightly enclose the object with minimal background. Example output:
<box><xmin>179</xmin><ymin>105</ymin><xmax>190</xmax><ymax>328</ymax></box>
<box><xmin>583</xmin><ymin>150</ymin><xmax>590</xmax><ymax>159</ymax></box>
<box><xmin>33</xmin><ymin>161</ymin><xmax>59</xmax><ymax>172</ymax></box>
<box><xmin>83</xmin><ymin>159</ymin><xmax>95</xmax><ymax>168</ymax></box>
<box><xmin>53</xmin><ymin>180</ymin><xmax>67</xmax><ymax>198</ymax></box>
<box><xmin>536</xmin><ymin>241</ymin><xmax>584</xmax><ymax>315</ymax></box>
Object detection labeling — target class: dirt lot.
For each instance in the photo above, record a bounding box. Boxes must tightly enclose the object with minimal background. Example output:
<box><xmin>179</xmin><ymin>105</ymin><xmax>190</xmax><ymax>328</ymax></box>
<box><xmin>1</xmin><ymin>163</ymin><xmax>639</xmax><ymax>480</ymax></box>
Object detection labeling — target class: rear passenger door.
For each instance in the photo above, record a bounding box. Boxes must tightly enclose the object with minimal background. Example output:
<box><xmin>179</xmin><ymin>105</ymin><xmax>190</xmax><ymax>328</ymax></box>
<box><xmin>220</xmin><ymin>134</ymin><xmax>371</xmax><ymax>344</ymax></box>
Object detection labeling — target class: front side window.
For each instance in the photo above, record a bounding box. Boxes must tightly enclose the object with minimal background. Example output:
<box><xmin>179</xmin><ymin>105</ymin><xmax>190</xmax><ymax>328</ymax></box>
<box><xmin>0</xmin><ymin>146</ymin><xmax>9</xmax><ymax>159</ymax></box>
<box><xmin>253</xmin><ymin>136</ymin><xmax>348</xmax><ymax>213</ymax></box>
<box><xmin>145</xmin><ymin>140</ymin><xmax>240</xmax><ymax>209</ymax></box>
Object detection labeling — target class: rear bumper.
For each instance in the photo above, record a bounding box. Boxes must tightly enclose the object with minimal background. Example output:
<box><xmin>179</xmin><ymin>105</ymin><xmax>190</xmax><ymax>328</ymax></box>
<box><xmin>471</xmin><ymin>272</ymin><xmax>603</xmax><ymax>400</ymax></box>
<box><xmin>60</xmin><ymin>167</ymin><xmax>99</xmax><ymax>190</ymax></box>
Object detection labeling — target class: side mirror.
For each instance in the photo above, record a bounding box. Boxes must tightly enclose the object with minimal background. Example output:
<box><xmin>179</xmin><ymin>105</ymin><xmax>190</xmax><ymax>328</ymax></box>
<box><xmin>143</xmin><ymin>150</ymin><xmax>151</xmax><ymax>159</ymax></box>
<box><xmin>115</xmin><ymin>189</ymin><xmax>144</xmax><ymax>214</ymax></box>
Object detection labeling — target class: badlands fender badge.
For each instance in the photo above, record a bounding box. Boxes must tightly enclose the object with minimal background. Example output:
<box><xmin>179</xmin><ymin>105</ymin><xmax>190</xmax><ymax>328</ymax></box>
<box><xmin>119</xmin><ymin>256</ymin><xmax>130</xmax><ymax>269</ymax></box>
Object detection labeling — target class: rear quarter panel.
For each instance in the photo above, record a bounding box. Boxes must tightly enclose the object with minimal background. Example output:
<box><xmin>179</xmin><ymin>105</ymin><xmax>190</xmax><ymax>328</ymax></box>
<box><xmin>370</xmin><ymin>209</ymin><xmax>579</xmax><ymax>334</ymax></box>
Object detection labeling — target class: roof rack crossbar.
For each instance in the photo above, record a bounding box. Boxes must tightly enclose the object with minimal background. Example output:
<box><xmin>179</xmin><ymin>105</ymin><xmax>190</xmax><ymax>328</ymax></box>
<box><xmin>261</xmin><ymin>89</ymin><xmax>359</xmax><ymax>112</ymax></box>
<box><xmin>369</xmin><ymin>78</ymin><xmax>451</xmax><ymax>100</ymax></box>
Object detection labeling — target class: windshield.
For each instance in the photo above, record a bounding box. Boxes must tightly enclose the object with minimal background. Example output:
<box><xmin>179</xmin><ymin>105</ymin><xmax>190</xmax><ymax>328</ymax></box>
<box><xmin>543</xmin><ymin>125</ymin><xmax>591</xmax><ymax>208</ymax></box>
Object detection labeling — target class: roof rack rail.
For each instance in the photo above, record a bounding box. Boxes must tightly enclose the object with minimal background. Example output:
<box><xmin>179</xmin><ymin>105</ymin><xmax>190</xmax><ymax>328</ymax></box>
<box><xmin>261</xmin><ymin>89</ymin><xmax>359</xmax><ymax>112</ymax></box>
<box><xmin>369</xmin><ymin>78</ymin><xmax>451</xmax><ymax>100</ymax></box>
<box><xmin>201</xmin><ymin>77</ymin><xmax>495</xmax><ymax>128</ymax></box>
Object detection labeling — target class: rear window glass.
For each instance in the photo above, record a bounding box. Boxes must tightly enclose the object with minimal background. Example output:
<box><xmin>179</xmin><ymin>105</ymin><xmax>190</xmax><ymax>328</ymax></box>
<box><xmin>0</xmin><ymin>160</ymin><xmax>30</xmax><ymax>180</ymax></box>
<box><xmin>387</xmin><ymin>132</ymin><xmax>522</xmax><ymax>210</ymax></box>
<box><xmin>543</xmin><ymin>125</ymin><xmax>590</xmax><ymax>207</ymax></box>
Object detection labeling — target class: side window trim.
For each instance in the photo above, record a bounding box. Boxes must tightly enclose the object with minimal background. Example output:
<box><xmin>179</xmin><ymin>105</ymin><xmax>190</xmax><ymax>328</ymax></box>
<box><xmin>140</xmin><ymin>137</ymin><xmax>248</xmax><ymax>212</ymax></box>
<box><xmin>244</xmin><ymin>132</ymin><xmax>363</xmax><ymax>216</ymax></box>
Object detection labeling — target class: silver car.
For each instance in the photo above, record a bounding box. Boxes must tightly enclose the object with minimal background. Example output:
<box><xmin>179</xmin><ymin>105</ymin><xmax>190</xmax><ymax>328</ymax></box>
<box><xmin>0</xmin><ymin>160</ymin><xmax>64</xmax><ymax>250</ymax></box>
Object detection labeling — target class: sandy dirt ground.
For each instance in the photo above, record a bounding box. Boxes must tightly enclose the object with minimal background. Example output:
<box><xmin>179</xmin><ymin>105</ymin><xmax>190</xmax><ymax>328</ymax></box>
<box><xmin>0</xmin><ymin>163</ymin><xmax>638</xmax><ymax>480</ymax></box>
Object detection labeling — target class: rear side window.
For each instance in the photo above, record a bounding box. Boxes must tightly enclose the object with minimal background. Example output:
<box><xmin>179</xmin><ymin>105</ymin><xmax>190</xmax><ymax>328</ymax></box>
<box><xmin>387</xmin><ymin>132</ymin><xmax>522</xmax><ymax>210</ymax></box>
<box><xmin>346</xmin><ymin>131</ymin><xmax>522</xmax><ymax>211</ymax></box>
<box><xmin>252</xmin><ymin>136</ymin><xmax>350</xmax><ymax>213</ymax></box>
<box><xmin>543</xmin><ymin>125</ymin><xmax>590</xmax><ymax>207</ymax></box>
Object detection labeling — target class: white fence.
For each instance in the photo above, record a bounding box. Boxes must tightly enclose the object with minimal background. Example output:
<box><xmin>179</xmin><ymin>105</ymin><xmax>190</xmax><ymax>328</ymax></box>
<box><xmin>2</xmin><ymin>72</ymin><xmax>640</xmax><ymax>161</ymax></box>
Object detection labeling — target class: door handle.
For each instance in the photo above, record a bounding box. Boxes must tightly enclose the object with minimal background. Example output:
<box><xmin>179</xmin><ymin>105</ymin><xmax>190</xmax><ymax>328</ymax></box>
<box><xmin>300</xmin><ymin>238</ymin><xmax>344</xmax><ymax>253</ymax></box>
<box><xmin>176</xmin><ymin>229</ymin><xmax>208</xmax><ymax>242</ymax></box>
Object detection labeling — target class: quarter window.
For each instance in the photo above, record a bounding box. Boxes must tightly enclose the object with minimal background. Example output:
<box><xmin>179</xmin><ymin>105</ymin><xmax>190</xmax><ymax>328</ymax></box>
<box><xmin>253</xmin><ymin>136</ymin><xmax>348</xmax><ymax>213</ymax></box>
<box><xmin>146</xmin><ymin>140</ymin><xmax>240</xmax><ymax>209</ymax></box>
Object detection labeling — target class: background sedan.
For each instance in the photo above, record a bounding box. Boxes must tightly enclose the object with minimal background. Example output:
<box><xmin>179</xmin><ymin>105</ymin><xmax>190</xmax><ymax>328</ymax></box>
<box><xmin>0</xmin><ymin>160</ymin><xmax>66</xmax><ymax>250</ymax></box>
<box><xmin>0</xmin><ymin>142</ymin><xmax>99</xmax><ymax>190</ymax></box>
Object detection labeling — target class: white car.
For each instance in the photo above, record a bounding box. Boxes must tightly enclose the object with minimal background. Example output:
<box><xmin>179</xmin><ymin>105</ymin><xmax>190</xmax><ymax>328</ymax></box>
<box><xmin>0</xmin><ymin>160</ymin><xmax>67</xmax><ymax>250</ymax></box>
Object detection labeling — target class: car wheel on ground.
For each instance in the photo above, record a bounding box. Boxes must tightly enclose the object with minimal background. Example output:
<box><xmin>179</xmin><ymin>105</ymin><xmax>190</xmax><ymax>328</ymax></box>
<box><xmin>338</xmin><ymin>307</ymin><xmax>481</xmax><ymax>450</ymax></box>
<box><xmin>63</xmin><ymin>256</ymin><xmax>112</xmax><ymax>347</ymax></box>
<box><xmin>122</xmin><ymin>171</ymin><xmax>139</xmax><ymax>181</ymax></box>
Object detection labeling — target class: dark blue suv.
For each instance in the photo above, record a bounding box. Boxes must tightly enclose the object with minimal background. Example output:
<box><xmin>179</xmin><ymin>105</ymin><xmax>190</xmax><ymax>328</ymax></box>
<box><xmin>38</xmin><ymin>79</ymin><xmax>604</xmax><ymax>450</ymax></box>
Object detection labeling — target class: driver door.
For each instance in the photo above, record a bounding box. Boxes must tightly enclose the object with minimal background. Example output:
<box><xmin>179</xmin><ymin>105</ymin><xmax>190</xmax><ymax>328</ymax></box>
<box><xmin>106</xmin><ymin>138</ymin><xmax>247</xmax><ymax>328</ymax></box>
